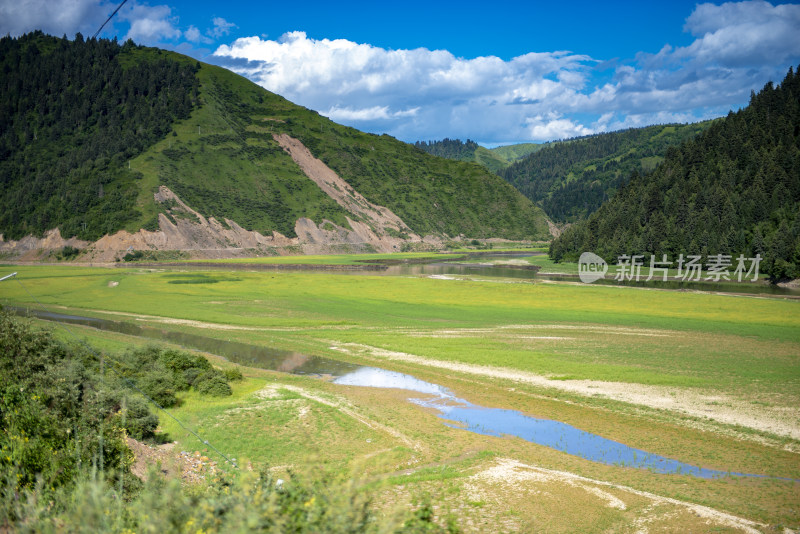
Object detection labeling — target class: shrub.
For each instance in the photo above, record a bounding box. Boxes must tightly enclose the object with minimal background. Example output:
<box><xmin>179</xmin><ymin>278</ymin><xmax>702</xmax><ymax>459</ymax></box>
<box><xmin>137</xmin><ymin>371</ymin><xmax>178</xmax><ymax>407</ymax></box>
<box><xmin>222</xmin><ymin>367</ymin><xmax>243</xmax><ymax>381</ymax></box>
<box><xmin>57</xmin><ymin>245</ymin><xmax>81</xmax><ymax>260</ymax></box>
<box><xmin>183</xmin><ymin>367</ymin><xmax>203</xmax><ymax>388</ymax></box>
<box><xmin>123</xmin><ymin>397</ymin><xmax>159</xmax><ymax>440</ymax></box>
<box><xmin>160</xmin><ymin>349</ymin><xmax>211</xmax><ymax>372</ymax></box>
<box><xmin>123</xmin><ymin>250</ymin><xmax>145</xmax><ymax>262</ymax></box>
<box><xmin>0</xmin><ymin>310</ymin><xmax>134</xmax><ymax>520</ymax></box>
<box><xmin>194</xmin><ymin>371</ymin><xmax>232</xmax><ymax>397</ymax></box>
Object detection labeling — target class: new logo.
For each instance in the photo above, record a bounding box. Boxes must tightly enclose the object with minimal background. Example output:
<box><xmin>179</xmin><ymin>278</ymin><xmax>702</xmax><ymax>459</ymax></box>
<box><xmin>578</xmin><ymin>252</ymin><xmax>608</xmax><ymax>283</ymax></box>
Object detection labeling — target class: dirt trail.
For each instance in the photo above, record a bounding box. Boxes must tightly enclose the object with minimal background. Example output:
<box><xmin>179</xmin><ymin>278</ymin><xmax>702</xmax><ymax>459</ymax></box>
<box><xmin>468</xmin><ymin>458</ymin><xmax>767</xmax><ymax>533</ymax></box>
<box><xmin>329</xmin><ymin>342</ymin><xmax>800</xmax><ymax>443</ymax></box>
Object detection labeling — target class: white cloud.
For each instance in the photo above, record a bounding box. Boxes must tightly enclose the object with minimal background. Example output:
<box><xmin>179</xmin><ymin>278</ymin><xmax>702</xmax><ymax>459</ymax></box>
<box><xmin>212</xmin><ymin>2</ymin><xmax>799</xmax><ymax>144</ymax></box>
<box><xmin>185</xmin><ymin>25</ymin><xmax>206</xmax><ymax>43</ymax></box>
<box><xmin>0</xmin><ymin>0</ymin><xmax>111</xmax><ymax>38</ymax></box>
<box><xmin>209</xmin><ymin>17</ymin><xmax>236</xmax><ymax>38</ymax></box>
<box><xmin>525</xmin><ymin>116</ymin><xmax>593</xmax><ymax>140</ymax></box>
<box><xmin>678</xmin><ymin>1</ymin><xmax>800</xmax><ymax>67</ymax></box>
<box><xmin>213</xmin><ymin>31</ymin><xmax>594</xmax><ymax>142</ymax></box>
<box><xmin>120</xmin><ymin>2</ymin><xmax>180</xmax><ymax>43</ymax></box>
<box><xmin>324</xmin><ymin>105</ymin><xmax>419</xmax><ymax>122</ymax></box>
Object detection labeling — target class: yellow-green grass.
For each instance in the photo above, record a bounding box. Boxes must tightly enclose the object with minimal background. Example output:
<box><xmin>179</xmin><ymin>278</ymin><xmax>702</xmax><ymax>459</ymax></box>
<box><xmin>2</xmin><ymin>265</ymin><xmax>797</xmax><ymax>392</ymax></box>
<box><xmin>177</xmin><ymin>252</ymin><xmax>464</xmax><ymax>265</ymax></box>
<box><xmin>21</xmin><ymin>319</ymin><xmax>800</xmax><ymax>531</ymax></box>
<box><xmin>17</xmin><ymin>309</ymin><xmax>800</xmax><ymax>530</ymax></box>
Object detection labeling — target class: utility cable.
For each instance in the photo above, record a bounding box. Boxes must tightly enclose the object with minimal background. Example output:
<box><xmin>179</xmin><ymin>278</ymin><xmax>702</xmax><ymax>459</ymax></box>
<box><xmin>93</xmin><ymin>0</ymin><xmax>130</xmax><ymax>40</ymax></box>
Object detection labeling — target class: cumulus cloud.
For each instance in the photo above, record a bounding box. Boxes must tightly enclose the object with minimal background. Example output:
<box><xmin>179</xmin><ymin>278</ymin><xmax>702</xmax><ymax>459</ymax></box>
<box><xmin>213</xmin><ymin>31</ymin><xmax>594</xmax><ymax>142</ymax></box>
<box><xmin>209</xmin><ymin>17</ymin><xmax>236</xmax><ymax>38</ymax></box>
<box><xmin>680</xmin><ymin>1</ymin><xmax>800</xmax><ymax>67</ymax></box>
<box><xmin>184</xmin><ymin>25</ymin><xmax>208</xmax><ymax>44</ymax></box>
<box><xmin>0</xmin><ymin>0</ymin><xmax>111</xmax><ymax>38</ymax></box>
<box><xmin>120</xmin><ymin>2</ymin><xmax>180</xmax><ymax>43</ymax></box>
<box><xmin>211</xmin><ymin>1</ymin><xmax>800</xmax><ymax>144</ymax></box>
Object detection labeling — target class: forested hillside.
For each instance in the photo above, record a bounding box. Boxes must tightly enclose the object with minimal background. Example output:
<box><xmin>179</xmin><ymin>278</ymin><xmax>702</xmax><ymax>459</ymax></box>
<box><xmin>501</xmin><ymin>122</ymin><xmax>712</xmax><ymax>222</ymax></box>
<box><xmin>415</xmin><ymin>138</ymin><xmax>481</xmax><ymax>160</ymax></box>
<box><xmin>414</xmin><ymin>138</ymin><xmax>543</xmax><ymax>174</ymax></box>
<box><xmin>550</xmin><ymin>67</ymin><xmax>800</xmax><ymax>281</ymax></box>
<box><xmin>0</xmin><ymin>31</ymin><xmax>199</xmax><ymax>240</ymax></box>
<box><xmin>0</xmin><ymin>33</ymin><xmax>550</xmax><ymax>246</ymax></box>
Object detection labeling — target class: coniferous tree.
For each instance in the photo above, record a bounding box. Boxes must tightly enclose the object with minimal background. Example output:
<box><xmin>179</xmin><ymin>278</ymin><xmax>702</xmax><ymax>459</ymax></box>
<box><xmin>550</xmin><ymin>66</ymin><xmax>800</xmax><ymax>282</ymax></box>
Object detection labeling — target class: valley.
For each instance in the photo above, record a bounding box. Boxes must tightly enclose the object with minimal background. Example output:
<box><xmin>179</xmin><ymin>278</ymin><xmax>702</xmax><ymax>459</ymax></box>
<box><xmin>0</xmin><ymin>27</ymin><xmax>798</xmax><ymax>534</ymax></box>
<box><xmin>2</xmin><ymin>258</ymin><xmax>798</xmax><ymax>532</ymax></box>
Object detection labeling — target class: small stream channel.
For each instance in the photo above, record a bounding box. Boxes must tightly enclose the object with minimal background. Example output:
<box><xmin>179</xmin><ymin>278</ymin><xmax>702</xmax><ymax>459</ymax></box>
<box><xmin>148</xmin><ymin>252</ymin><xmax>800</xmax><ymax>297</ymax></box>
<box><xmin>10</xmin><ymin>306</ymin><xmax>779</xmax><ymax>480</ymax></box>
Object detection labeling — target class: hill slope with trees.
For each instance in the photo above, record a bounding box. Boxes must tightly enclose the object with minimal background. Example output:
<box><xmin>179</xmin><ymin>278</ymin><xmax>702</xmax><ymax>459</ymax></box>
<box><xmin>414</xmin><ymin>138</ymin><xmax>544</xmax><ymax>174</ymax></box>
<box><xmin>500</xmin><ymin>122</ymin><xmax>713</xmax><ymax>223</ymax></box>
<box><xmin>550</xmin><ymin>66</ymin><xmax>800</xmax><ymax>281</ymax></box>
<box><xmin>0</xmin><ymin>33</ymin><xmax>550</xmax><ymax>247</ymax></box>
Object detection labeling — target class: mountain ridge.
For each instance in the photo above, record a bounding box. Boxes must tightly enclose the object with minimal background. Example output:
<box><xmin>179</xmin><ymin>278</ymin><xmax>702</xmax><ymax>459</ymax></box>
<box><xmin>0</xmin><ymin>33</ymin><xmax>551</xmax><ymax>260</ymax></box>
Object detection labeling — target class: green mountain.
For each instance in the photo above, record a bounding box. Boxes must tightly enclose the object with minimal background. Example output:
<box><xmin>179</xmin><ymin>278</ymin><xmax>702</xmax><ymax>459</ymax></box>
<box><xmin>414</xmin><ymin>139</ymin><xmax>544</xmax><ymax>174</ymax></box>
<box><xmin>550</xmin><ymin>66</ymin><xmax>800</xmax><ymax>281</ymax></box>
<box><xmin>0</xmin><ymin>33</ymin><xmax>550</xmax><ymax>254</ymax></box>
<box><xmin>501</xmin><ymin>122</ymin><xmax>713</xmax><ymax>223</ymax></box>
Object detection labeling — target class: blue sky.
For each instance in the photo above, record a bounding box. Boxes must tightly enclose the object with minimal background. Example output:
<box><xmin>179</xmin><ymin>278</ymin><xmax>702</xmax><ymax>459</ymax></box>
<box><xmin>2</xmin><ymin>1</ymin><xmax>799</xmax><ymax>145</ymax></box>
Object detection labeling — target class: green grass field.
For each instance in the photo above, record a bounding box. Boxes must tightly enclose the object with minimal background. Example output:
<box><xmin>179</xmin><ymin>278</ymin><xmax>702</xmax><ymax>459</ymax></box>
<box><xmin>2</xmin><ymin>262</ymin><xmax>798</xmax><ymax>531</ymax></box>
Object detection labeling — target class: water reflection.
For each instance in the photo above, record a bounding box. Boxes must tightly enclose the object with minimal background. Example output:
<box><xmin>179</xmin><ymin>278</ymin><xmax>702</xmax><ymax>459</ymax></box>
<box><xmin>10</xmin><ymin>307</ymin><xmax>361</xmax><ymax>377</ymax></box>
<box><xmin>334</xmin><ymin>367</ymin><xmax>761</xmax><ymax>479</ymax></box>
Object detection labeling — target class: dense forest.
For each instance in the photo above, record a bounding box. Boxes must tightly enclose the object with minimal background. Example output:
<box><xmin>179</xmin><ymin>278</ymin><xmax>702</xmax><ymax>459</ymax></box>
<box><xmin>414</xmin><ymin>138</ymin><xmax>480</xmax><ymax>160</ymax></box>
<box><xmin>413</xmin><ymin>138</ymin><xmax>543</xmax><ymax>174</ymax></box>
<box><xmin>501</xmin><ymin>122</ymin><xmax>712</xmax><ymax>222</ymax></box>
<box><xmin>550</xmin><ymin>66</ymin><xmax>800</xmax><ymax>281</ymax></box>
<box><xmin>0</xmin><ymin>32</ymin><xmax>199</xmax><ymax>240</ymax></box>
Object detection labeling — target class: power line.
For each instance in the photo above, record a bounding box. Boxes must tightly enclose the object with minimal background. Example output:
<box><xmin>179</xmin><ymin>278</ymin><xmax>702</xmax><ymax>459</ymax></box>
<box><xmin>93</xmin><ymin>0</ymin><xmax>130</xmax><ymax>40</ymax></box>
<box><xmin>8</xmin><ymin>276</ymin><xmax>238</xmax><ymax>470</ymax></box>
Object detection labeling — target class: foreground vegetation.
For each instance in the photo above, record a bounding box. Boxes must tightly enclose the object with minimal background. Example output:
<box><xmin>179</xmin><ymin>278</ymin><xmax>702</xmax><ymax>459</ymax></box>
<box><xmin>0</xmin><ymin>311</ymin><xmax>453</xmax><ymax>532</ymax></box>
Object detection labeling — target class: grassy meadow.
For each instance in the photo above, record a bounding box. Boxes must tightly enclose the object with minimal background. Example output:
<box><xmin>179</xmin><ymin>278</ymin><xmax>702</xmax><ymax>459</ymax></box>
<box><xmin>1</xmin><ymin>262</ymin><xmax>798</xmax><ymax>531</ymax></box>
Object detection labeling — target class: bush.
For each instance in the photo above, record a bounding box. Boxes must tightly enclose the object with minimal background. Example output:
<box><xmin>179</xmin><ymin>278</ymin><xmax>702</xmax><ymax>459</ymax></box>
<box><xmin>123</xmin><ymin>250</ymin><xmax>145</xmax><ymax>262</ymax></box>
<box><xmin>183</xmin><ymin>367</ymin><xmax>203</xmax><ymax>388</ymax></box>
<box><xmin>137</xmin><ymin>371</ymin><xmax>178</xmax><ymax>407</ymax></box>
<box><xmin>0</xmin><ymin>310</ymin><xmax>135</xmax><ymax>520</ymax></box>
<box><xmin>160</xmin><ymin>349</ymin><xmax>211</xmax><ymax>372</ymax></box>
<box><xmin>194</xmin><ymin>371</ymin><xmax>232</xmax><ymax>397</ymax></box>
<box><xmin>159</xmin><ymin>349</ymin><xmax>211</xmax><ymax>390</ymax></box>
<box><xmin>57</xmin><ymin>245</ymin><xmax>81</xmax><ymax>260</ymax></box>
<box><xmin>222</xmin><ymin>367</ymin><xmax>243</xmax><ymax>381</ymax></box>
<box><xmin>123</xmin><ymin>397</ymin><xmax>159</xmax><ymax>440</ymax></box>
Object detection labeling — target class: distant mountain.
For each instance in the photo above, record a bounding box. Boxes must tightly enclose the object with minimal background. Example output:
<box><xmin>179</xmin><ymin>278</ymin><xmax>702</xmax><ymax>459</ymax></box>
<box><xmin>414</xmin><ymin>139</ymin><xmax>544</xmax><ymax>174</ymax></box>
<box><xmin>0</xmin><ymin>33</ymin><xmax>551</xmax><ymax>259</ymax></box>
<box><xmin>500</xmin><ymin>122</ymin><xmax>713</xmax><ymax>223</ymax></box>
<box><xmin>550</xmin><ymin>66</ymin><xmax>800</xmax><ymax>281</ymax></box>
